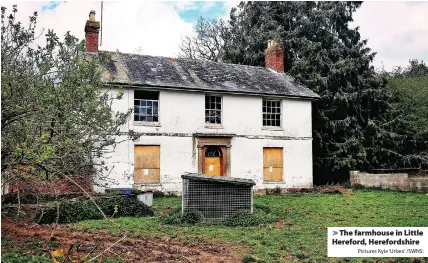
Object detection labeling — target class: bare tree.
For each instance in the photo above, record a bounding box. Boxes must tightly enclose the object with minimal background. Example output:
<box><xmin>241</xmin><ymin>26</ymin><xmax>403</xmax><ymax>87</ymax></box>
<box><xmin>179</xmin><ymin>17</ymin><xmax>227</xmax><ymax>62</ymax></box>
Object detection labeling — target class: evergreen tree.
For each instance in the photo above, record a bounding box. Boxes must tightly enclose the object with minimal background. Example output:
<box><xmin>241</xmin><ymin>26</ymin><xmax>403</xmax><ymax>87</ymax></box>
<box><xmin>224</xmin><ymin>2</ymin><xmax>411</xmax><ymax>182</ymax></box>
<box><xmin>385</xmin><ymin>60</ymin><xmax>428</xmax><ymax>170</ymax></box>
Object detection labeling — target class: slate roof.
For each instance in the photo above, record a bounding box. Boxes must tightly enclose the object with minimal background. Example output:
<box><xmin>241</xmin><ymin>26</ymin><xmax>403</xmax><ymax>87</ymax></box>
<box><xmin>181</xmin><ymin>173</ymin><xmax>256</xmax><ymax>186</ymax></box>
<box><xmin>98</xmin><ymin>51</ymin><xmax>319</xmax><ymax>99</ymax></box>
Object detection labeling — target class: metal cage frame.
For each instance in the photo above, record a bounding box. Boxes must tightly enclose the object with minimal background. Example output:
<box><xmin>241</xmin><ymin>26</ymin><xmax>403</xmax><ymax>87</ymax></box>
<box><xmin>181</xmin><ymin>173</ymin><xmax>255</xmax><ymax>220</ymax></box>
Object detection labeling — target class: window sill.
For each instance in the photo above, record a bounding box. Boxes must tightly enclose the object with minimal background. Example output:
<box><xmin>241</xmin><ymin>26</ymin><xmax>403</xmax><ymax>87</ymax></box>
<box><xmin>205</xmin><ymin>124</ymin><xmax>224</xmax><ymax>129</ymax></box>
<box><xmin>133</xmin><ymin>183</ymin><xmax>161</xmax><ymax>187</ymax></box>
<box><xmin>263</xmin><ymin>181</ymin><xmax>286</xmax><ymax>184</ymax></box>
<box><xmin>262</xmin><ymin>126</ymin><xmax>284</xmax><ymax>131</ymax></box>
<box><xmin>134</xmin><ymin>121</ymin><xmax>161</xmax><ymax>127</ymax></box>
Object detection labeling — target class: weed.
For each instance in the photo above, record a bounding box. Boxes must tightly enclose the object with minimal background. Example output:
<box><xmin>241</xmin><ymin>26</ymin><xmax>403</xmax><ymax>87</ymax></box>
<box><xmin>242</xmin><ymin>254</ymin><xmax>257</xmax><ymax>263</ymax></box>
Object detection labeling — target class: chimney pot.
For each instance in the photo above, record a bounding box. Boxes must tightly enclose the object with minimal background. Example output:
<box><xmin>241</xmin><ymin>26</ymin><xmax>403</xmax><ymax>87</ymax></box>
<box><xmin>265</xmin><ymin>40</ymin><xmax>284</xmax><ymax>72</ymax></box>
<box><xmin>89</xmin><ymin>10</ymin><xmax>96</xmax><ymax>21</ymax></box>
<box><xmin>85</xmin><ymin>10</ymin><xmax>100</xmax><ymax>52</ymax></box>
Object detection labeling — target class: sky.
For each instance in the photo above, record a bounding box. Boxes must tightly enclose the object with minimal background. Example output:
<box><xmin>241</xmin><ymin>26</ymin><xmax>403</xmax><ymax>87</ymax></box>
<box><xmin>3</xmin><ymin>1</ymin><xmax>428</xmax><ymax>71</ymax></box>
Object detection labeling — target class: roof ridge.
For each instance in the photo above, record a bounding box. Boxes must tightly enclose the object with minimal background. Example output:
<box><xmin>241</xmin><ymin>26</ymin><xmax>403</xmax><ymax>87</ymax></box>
<box><xmin>98</xmin><ymin>50</ymin><xmax>275</xmax><ymax>72</ymax></box>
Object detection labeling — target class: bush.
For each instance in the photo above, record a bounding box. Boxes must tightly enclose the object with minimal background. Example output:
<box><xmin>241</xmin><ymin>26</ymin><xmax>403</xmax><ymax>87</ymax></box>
<box><xmin>181</xmin><ymin>210</ymin><xmax>204</xmax><ymax>224</ymax></box>
<box><xmin>1</xmin><ymin>192</ymin><xmax>86</xmax><ymax>205</ymax></box>
<box><xmin>223</xmin><ymin>208</ymin><xmax>277</xmax><ymax>227</ymax></box>
<box><xmin>35</xmin><ymin>195</ymin><xmax>153</xmax><ymax>224</ymax></box>
<box><xmin>1</xmin><ymin>192</ymin><xmax>39</xmax><ymax>205</ymax></box>
<box><xmin>223</xmin><ymin>211</ymin><xmax>255</xmax><ymax>226</ymax></box>
<box><xmin>159</xmin><ymin>208</ymin><xmax>203</xmax><ymax>225</ymax></box>
<box><xmin>160</xmin><ymin>205</ymin><xmax>277</xmax><ymax>227</ymax></box>
<box><xmin>242</xmin><ymin>255</ymin><xmax>257</xmax><ymax>263</ymax></box>
<box><xmin>99</xmin><ymin>195</ymin><xmax>153</xmax><ymax>218</ymax></box>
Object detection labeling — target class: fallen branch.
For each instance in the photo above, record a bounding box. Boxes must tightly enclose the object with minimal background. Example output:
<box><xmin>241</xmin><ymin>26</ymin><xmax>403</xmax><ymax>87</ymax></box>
<box><xmin>39</xmin><ymin>202</ymin><xmax>60</xmax><ymax>256</ymax></box>
<box><xmin>87</xmin><ymin>235</ymin><xmax>127</xmax><ymax>262</ymax></box>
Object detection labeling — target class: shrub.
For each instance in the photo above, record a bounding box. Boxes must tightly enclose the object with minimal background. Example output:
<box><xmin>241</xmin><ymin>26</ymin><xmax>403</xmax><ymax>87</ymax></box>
<box><xmin>242</xmin><ymin>255</ymin><xmax>257</xmax><ymax>263</ymax></box>
<box><xmin>223</xmin><ymin>208</ymin><xmax>278</xmax><ymax>227</ymax></box>
<box><xmin>223</xmin><ymin>211</ymin><xmax>255</xmax><ymax>226</ymax></box>
<box><xmin>159</xmin><ymin>209</ymin><xmax>203</xmax><ymax>225</ymax></box>
<box><xmin>99</xmin><ymin>195</ymin><xmax>153</xmax><ymax>218</ymax></box>
<box><xmin>181</xmin><ymin>210</ymin><xmax>204</xmax><ymax>224</ymax></box>
<box><xmin>160</xmin><ymin>205</ymin><xmax>277</xmax><ymax>227</ymax></box>
<box><xmin>1</xmin><ymin>192</ymin><xmax>86</xmax><ymax>205</ymax></box>
<box><xmin>35</xmin><ymin>195</ymin><xmax>153</xmax><ymax>224</ymax></box>
<box><xmin>1</xmin><ymin>192</ymin><xmax>39</xmax><ymax>205</ymax></box>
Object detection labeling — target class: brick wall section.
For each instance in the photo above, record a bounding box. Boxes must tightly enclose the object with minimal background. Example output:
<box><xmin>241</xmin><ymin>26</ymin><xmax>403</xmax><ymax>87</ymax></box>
<box><xmin>350</xmin><ymin>171</ymin><xmax>428</xmax><ymax>192</ymax></box>
<box><xmin>265</xmin><ymin>43</ymin><xmax>284</xmax><ymax>72</ymax></box>
<box><xmin>84</xmin><ymin>20</ymin><xmax>100</xmax><ymax>52</ymax></box>
<box><xmin>85</xmin><ymin>32</ymin><xmax>99</xmax><ymax>52</ymax></box>
<box><xmin>9</xmin><ymin>175</ymin><xmax>92</xmax><ymax>195</ymax></box>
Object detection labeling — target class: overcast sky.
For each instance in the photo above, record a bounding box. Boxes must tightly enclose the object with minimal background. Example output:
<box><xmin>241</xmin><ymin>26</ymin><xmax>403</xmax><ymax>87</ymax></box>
<box><xmin>4</xmin><ymin>1</ymin><xmax>428</xmax><ymax>71</ymax></box>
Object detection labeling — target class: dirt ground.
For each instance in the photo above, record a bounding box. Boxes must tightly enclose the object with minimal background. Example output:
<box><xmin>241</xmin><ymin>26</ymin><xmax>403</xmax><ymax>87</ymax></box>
<box><xmin>1</xmin><ymin>220</ymin><xmax>244</xmax><ymax>263</ymax></box>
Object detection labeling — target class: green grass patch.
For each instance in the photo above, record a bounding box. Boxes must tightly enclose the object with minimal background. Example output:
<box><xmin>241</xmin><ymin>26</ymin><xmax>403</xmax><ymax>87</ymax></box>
<box><xmin>1</xmin><ymin>252</ymin><xmax>52</xmax><ymax>263</ymax></box>
<box><xmin>76</xmin><ymin>190</ymin><xmax>428</xmax><ymax>263</ymax></box>
<box><xmin>1</xmin><ymin>252</ymin><xmax>122</xmax><ymax>263</ymax></box>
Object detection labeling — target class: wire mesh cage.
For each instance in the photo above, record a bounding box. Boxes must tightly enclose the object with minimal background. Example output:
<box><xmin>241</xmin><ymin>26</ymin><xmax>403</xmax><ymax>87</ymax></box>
<box><xmin>181</xmin><ymin>173</ymin><xmax>255</xmax><ymax>220</ymax></box>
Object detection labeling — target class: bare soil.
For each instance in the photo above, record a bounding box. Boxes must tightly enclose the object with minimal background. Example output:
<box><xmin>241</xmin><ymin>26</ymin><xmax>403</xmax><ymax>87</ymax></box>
<box><xmin>1</xmin><ymin>220</ymin><xmax>244</xmax><ymax>263</ymax></box>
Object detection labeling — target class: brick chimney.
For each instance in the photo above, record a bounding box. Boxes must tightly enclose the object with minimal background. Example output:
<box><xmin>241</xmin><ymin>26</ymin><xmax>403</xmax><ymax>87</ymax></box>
<box><xmin>84</xmin><ymin>10</ymin><xmax>100</xmax><ymax>52</ymax></box>
<box><xmin>264</xmin><ymin>40</ymin><xmax>284</xmax><ymax>72</ymax></box>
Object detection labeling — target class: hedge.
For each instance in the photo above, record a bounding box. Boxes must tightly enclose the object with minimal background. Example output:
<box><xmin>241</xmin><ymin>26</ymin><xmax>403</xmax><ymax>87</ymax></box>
<box><xmin>35</xmin><ymin>195</ymin><xmax>153</xmax><ymax>224</ymax></box>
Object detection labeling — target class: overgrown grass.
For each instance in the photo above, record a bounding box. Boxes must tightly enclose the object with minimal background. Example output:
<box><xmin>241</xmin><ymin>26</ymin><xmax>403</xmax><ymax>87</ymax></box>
<box><xmin>74</xmin><ymin>190</ymin><xmax>428</xmax><ymax>262</ymax></box>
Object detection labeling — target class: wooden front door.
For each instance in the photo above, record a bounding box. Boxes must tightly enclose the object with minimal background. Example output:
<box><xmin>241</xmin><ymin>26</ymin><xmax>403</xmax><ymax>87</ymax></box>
<box><xmin>203</xmin><ymin>146</ymin><xmax>222</xmax><ymax>176</ymax></box>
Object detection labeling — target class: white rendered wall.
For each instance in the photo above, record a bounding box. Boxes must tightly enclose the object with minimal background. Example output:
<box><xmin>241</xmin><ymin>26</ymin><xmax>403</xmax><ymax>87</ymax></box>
<box><xmin>230</xmin><ymin>138</ymin><xmax>313</xmax><ymax>189</ymax></box>
<box><xmin>94</xmin><ymin>87</ymin><xmax>313</xmax><ymax>193</ymax></box>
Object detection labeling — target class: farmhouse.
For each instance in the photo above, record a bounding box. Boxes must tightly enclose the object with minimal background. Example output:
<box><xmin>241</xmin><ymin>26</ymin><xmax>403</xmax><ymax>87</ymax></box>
<box><xmin>85</xmin><ymin>11</ymin><xmax>320</xmax><ymax>193</ymax></box>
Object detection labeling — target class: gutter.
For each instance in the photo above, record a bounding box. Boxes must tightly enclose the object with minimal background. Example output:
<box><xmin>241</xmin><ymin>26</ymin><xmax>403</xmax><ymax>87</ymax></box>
<box><xmin>104</xmin><ymin>82</ymin><xmax>320</xmax><ymax>100</ymax></box>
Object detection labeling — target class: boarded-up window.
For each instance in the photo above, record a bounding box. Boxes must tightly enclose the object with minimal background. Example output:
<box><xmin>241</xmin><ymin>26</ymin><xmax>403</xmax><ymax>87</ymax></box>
<box><xmin>263</xmin><ymin>148</ymin><xmax>283</xmax><ymax>181</ymax></box>
<box><xmin>134</xmin><ymin>145</ymin><xmax>160</xmax><ymax>184</ymax></box>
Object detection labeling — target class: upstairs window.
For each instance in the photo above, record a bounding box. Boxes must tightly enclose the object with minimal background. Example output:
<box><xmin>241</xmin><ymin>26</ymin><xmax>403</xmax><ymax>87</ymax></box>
<box><xmin>263</xmin><ymin>99</ymin><xmax>281</xmax><ymax>127</ymax></box>
<box><xmin>205</xmin><ymin>95</ymin><xmax>222</xmax><ymax>124</ymax></box>
<box><xmin>134</xmin><ymin>90</ymin><xmax>159</xmax><ymax>122</ymax></box>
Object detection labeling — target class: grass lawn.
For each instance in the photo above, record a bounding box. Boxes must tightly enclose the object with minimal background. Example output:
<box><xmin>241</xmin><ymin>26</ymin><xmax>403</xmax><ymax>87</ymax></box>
<box><xmin>75</xmin><ymin>190</ymin><xmax>428</xmax><ymax>263</ymax></box>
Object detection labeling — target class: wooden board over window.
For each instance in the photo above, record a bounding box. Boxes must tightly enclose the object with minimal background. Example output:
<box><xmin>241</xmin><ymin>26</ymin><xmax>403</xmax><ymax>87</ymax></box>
<box><xmin>134</xmin><ymin>145</ymin><xmax>160</xmax><ymax>184</ymax></box>
<box><xmin>263</xmin><ymin>147</ymin><xmax>283</xmax><ymax>181</ymax></box>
